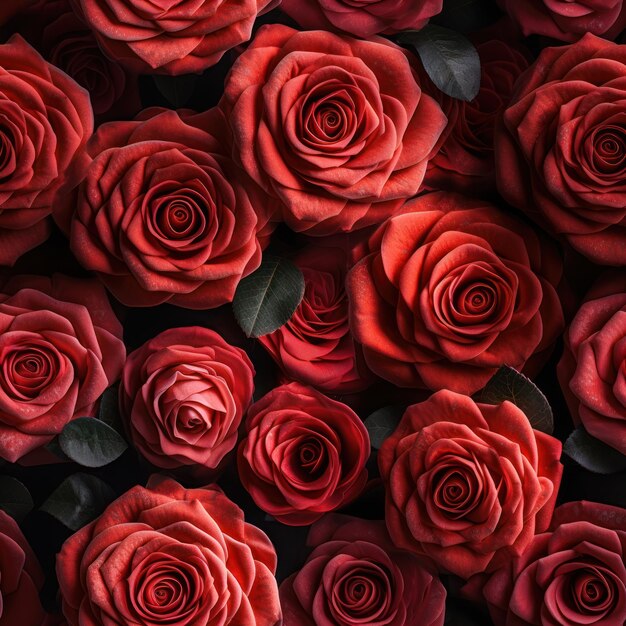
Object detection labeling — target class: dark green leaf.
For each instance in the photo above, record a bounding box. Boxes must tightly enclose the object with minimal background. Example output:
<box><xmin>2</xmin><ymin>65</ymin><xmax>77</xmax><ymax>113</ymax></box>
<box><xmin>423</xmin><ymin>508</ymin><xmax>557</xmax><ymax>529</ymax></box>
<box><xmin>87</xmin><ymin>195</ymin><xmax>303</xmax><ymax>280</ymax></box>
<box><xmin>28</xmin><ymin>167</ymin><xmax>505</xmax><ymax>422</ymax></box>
<box><xmin>233</xmin><ymin>255</ymin><xmax>305</xmax><ymax>338</ymax></box>
<box><xmin>0</xmin><ymin>476</ymin><xmax>33</xmax><ymax>521</ymax></box>
<box><xmin>59</xmin><ymin>417</ymin><xmax>127</xmax><ymax>468</ymax></box>
<box><xmin>397</xmin><ymin>25</ymin><xmax>481</xmax><ymax>101</ymax></box>
<box><xmin>98</xmin><ymin>384</ymin><xmax>122</xmax><ymax>430</ymax></box>
<box><xmin>364</xmin><ymin>406</ymin><xmax>405</xmax><ymax>450</ymax></box>
<box><xmin>45</xmin><ymin>437</ymin><xmax>70</xmax><ymax>461</ymax></box>
<box><xmin>481</xmin><ymin>366</ymin><xmax>554</xmax><ymax>434</ymax></box>
<box><xmin>152</xmin><ymin>74</ymin><xmax>198</xmax><ymax>108</ymax></box>
<box><xmin>40</xmin><ymin>473</ymin><xmax>115</xmax><ymax>531</ymax></box>
<box><xmin>563</xmin><ymin>427</ymin><xmax>626</xmax><ymax>475</ymax></box>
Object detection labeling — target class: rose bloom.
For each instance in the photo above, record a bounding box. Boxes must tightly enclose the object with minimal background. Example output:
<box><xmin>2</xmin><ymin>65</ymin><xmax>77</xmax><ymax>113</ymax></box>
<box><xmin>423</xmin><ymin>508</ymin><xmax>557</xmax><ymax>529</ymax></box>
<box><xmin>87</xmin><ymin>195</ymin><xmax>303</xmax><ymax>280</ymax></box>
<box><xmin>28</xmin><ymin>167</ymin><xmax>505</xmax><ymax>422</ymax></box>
<box><xmin>0</xmin><ymin>35</ymin><xmax>92</xmax><ymax>266</ymax></box>
<box><xmin>558</xmin><ymin>274</ymin><xmax>626</xmax><ymax>455</ymax></box>
<box><xmin>378</xmin><ymin>390</ymin><xmax>563</xmax><ymax>579</ymax></box>
<box><xmin>421</xmin><ymin>38</ymin><xmax>529</xmax><ymax>194</ymax></box>
<box><xmin>279</xmin><ymin>0</ymin><xmax>442</xmax><ymax>38</ymax></box>
<box><xmin>259</xmin><ymin>243</ymin><xmax>371</xmax><ymax>394</ymax></box>
<box><xmin>120</xmin><ymin>326</ymin><xmax>255</xmax><ymax>472</ymax></box>
<box><xmin>53</xmin><ymin>108</ymin><xmax>275</xmax><ymax>309</ymax></box>
<box><xmin>280</xmin><ymin>515</ymin><xmax>446</xmax><ymax>626</ymax></box>
<box><xmin>68</xmin><ymin>0</ymin><xmax>279</xmax><ymax>75</ymax></box>
<box><xmin>0</xmin><ymin>510</ymin><xmax>45</xmax><ymax>626</ymax></box>
<box><xmin>220</xmin><ymin>25</ymin><xmax>447</xmax><ymax>236</ymax></box>
<box><xmin>497</xmin><ymin>0</ymin><xmax>626</xmax><ymax>42</ymax></box>
<box><xmin>0</xmin><ymin>274</ymin><xmax>125</xmax><ymax>464</ymax></box>
<box><xmin>346</xmin><ymin>192</ymin><xmax>564</xmax><ymax>395</ymax></box>
<box><xmin>497</xmin><ymin>34</ymin><xmax>626</xmax><ymax>266</ymax></box>
<box><xmin>238</xmin><ymin>382</ymin><xmax>370</xmax><ymax>526</ymax></box>
<box><xmin>463</xmin><ymin>501</ymin><xmax>626</xmax><ymax>625</ymax></box>
<box><xmin>57</xmin><ymin>476</ymin><xmax>282</xmax><ymax>626</ymax></box>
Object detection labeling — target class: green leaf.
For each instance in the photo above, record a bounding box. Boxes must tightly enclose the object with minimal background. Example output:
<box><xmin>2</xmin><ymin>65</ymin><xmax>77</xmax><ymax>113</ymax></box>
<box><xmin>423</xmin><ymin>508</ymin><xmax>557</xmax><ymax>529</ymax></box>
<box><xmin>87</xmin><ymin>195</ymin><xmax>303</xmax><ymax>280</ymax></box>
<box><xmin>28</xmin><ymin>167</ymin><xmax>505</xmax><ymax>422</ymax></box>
<box><xmin>481</xmin><ymin>365</ymin><xmax>554</xmax><ymax>434</ymax></box>
<box><xmin>0</xmin><ymin>476</ymin><xmax>33</xmax><ymax>521</ymax></box>
<box><xmin>563</xmin><ymin>427</ymin><xmax>626</xmax><ymax>475</ymax></box>
<box><xmin>233</xmin><ymin>255</ymin><xmax>305</xmax><ymax>338</ymax></box>
<box><xmin>364</xmin><ymin>406</ymin><xmax>404</xmax><ymax>450</ymax></box>
<box><xmin>98</xmin><ymin>384</ymin><xmax>122</xmax><ymax>430</ymax></box>
<box><xmin>397</xmin><ymin>25</ymin><xmax>481</xmax><ymax>101</ymax></box>
<box><xmin>40</xmin><ymin>473</ymin><xmax>115</xmax><ymax>531</ymax></box>
<box><xmin>152</xmin><ymin>74</ymin><xmax>198</xmax><ymax>108</ymax></box>
<box><xmin>59</xmin><ymin>417</ymin><xmax>127</xmax><ymax>468</ymax></box>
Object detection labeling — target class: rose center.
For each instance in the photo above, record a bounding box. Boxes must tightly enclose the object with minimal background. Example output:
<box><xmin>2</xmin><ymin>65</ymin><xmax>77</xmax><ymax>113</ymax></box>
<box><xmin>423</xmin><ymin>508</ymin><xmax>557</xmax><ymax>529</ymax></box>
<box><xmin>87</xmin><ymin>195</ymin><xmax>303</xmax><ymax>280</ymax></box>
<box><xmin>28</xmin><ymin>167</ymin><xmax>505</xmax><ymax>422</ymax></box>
<box><xmin>571</xmin><ymin>567</ymin><xmax>617</xmax><ymax>614</ymax></box>
<box><xmin>591</xmin><ymin>125</ymin><xmax>626</xmax><ymax>174</ymax></box>
<box><xmin>432</xmin><ymin>465</ymin><xmax>481</xmax><ymax>519</ymax></box>
<box><xmin>0</xmin><ymin>125</ymin><xmax>16</xmax><ymax>182</ymax></box>
<box><xmin>2</xmin><ymin>344</ymin><xmax>58</xmax><ymax>399</ymax></box>
<box><xmin>298</xmin><ymin>437</ymin><xmax>326</xmax><ymax>476</ymax></box>
<box><xmin>332</xmin><ymin>563</ymin><xmax>391</xmax><ymax>621</ymax></box>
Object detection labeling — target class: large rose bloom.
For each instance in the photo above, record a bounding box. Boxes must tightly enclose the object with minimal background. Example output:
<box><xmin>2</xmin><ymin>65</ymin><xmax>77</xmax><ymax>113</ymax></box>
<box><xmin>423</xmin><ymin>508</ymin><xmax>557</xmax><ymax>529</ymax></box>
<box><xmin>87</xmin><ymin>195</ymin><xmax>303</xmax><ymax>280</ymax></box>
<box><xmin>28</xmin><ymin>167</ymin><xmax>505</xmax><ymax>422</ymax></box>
<box><xmin>280</xmin><ymin>515</ymin><xmax>446</xmax><ymax>626</ymax></box>
<box><xmin>497</xmin><ymin>34</ymin><xmax>626</xmax><ymax>266</ymax></box>
<box><xmin>57</xmin><ymin>477</ymin><xmax>281</xmax><ymax>626</ymax></box>
<box><xmin>346</xmin><ymin>192</ymin><xmax>564</xmax><ymax>394</ymax></box>
<box><xmin>378</xmin><ymin>390</ymin><xmax>563</xmax><ymax>579</ymax></box>
<box><xmin>464</xmin><ymin>501</ymin><xmax>626</xmax><ymax>625</ymax></box>
<box><xmin>0</xmin><ymin>274</ymin><xmax>125</xmax><ymax>463</ymax></box>
<box><xmin>120</xmin><ymin>326</ymin><xmax>255</xmax><ymax>472</ymax></box>
<box><xmin>220</xmin><ymin>25</ymin><xmax>447</xmax><ymax>236</ymax></box>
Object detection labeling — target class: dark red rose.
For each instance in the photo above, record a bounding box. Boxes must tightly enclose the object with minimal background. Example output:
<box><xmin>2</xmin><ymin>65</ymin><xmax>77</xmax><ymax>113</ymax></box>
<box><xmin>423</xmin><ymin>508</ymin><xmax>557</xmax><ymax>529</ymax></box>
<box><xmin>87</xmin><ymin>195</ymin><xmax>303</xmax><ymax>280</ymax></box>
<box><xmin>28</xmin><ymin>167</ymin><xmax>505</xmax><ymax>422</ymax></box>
<box><xmin>280</xmin><ymin>515</ymin><xmax>446</xmax><ymax>626</ymax></box>
<box><xmin>259</xmin><ymin>242</ymin><xmax>371</xmax><ymax>394</ymax></box>
<box><xmin>463</xmin><ymin>501</ymin><xmax>626</xmax><ymax>625</ymax></box>
<box><xmin>219</xmin><ymin>25</ymin><xmax>447</xmax><ymax>236</ymax></box>
<box><xmin>57</xmin><ymin>476</ymin><xmax>282</xmax><ymax>626</ymax></box>
<box><xmin>346</xmin><ymin>192</ymin><xmax>564</xmax><ymax>395</ymax></box>
<box><xmin>497</xmin><ymin>34</ymin><xmax>626</xmax><ymax>266</ymax></box>
<box><xmin>558</xmin><ymin>273</ymin><xmax>626</xmax><ymax>455</ymax></box>
<box><xmin>378</xmin><ymin>390</ymin><xmax>563</xmax><ymax>579</ymax></box>
<box><xmin>238</xmin><ymin>382</ymin><xmax>370</xmax><ymax>525</ymax></box>
<box><xmin>0</xmin><ymin>274</ymin><xmax>125</xmax><ymax>463</ymax></box>
<box><xmin>0</xmin><ymin>35</ymin><xmax>92</xmax><ymax>266</ymax></box>
<box><xmin>53</xmin><ymin>108</ymin><xmax>275</xmax><ymax>309</ymax></box>
<box><xmin>120</xmin><ymin>326</ymin><xmax>255</xmax><ymax>472</ymax></box>
<box><xmin>279</xmin><ymin>0</ymin><xmax>442</xmax><ymax>38</ymax></box>
<box><xmin>69</xmin><ymin>0</ymin><xmax>279</xmax><ymax>75</ymax></box>
<box><xmin>497</xmin><ymin>0</ymin><xmax>626</xmax><ymax>42</ymax></box>
<box><xmin>0</xmin><ymin>510</ymin><xmax>45</xmax><ymax>626</ymax></box>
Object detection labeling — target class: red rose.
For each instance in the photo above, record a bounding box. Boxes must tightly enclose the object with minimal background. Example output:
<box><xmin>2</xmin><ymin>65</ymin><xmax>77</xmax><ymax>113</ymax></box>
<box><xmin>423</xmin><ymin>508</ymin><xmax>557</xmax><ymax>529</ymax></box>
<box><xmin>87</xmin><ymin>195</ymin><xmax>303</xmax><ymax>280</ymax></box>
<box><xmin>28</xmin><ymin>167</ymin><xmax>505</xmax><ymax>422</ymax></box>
<box><xmin>57</xmin><ymin>476</ymin><xmax>281</xmax><ymax>626</ymax></box>
<box><xmin>0</xmin><ymin>510</ymin><xmax>45</xmax><ymax>626</ymax></box>
<box><xmin>259</xmin><ymin>242</ymin><xmax>371</xmax><ymax>394</ymax></box>
<box><xmin>378</xmin><ymin>390</ymin><xmax>563</xmax><ymax>579</ymax></box>
<box><xmin>120</xmin><ymin>326</ymin><xmax>255</xmax><ymax>472</ymax></box>
<box><xmin>68</xmin><ymin>0</ymin><xmax>279</xmax><ymax>75</ymax></box>
<box><xmin>497</xmin><ymin>34</ymin><xmax>626</xmax><ymax>266</ymax></box>
<box><xmin>238</xmin><ymin>382</ymin><xmax>370</xmax><ymax>525</ymax></box>
<box><xmin>0</xmin><ymin>35</ymin><xmax>92</xmax><ymax>266</ymax></box>
<box><xmin>219</xmin><ymin>25</ymin><xmax>447</xmax><ymax>236</ymax></box>
<box><xmin>346</xmin><ymin>192</ymin><xmax>564</xmax><ymax>395</ymax></box>
<box><xmin>558</xmin><ymin>274</ymin><xmax>626</xmax><ymax>455</ymax></box>
<box><xmin>0</xmin><ymin>274</ymin><xmax>125</xmax><ymax>463</ymax></box>
<box><xmin>279</xmin><ymin>0</ymin><xmax>442</xmax><ymax>38</ymax></box>
<box><xmin>280</xmin><ymin>515</ymin><xmax>446</xmax><ymax>626</ymax></box>
<box><xmin>463</xmin><ymin>501</ymin><xmax>626</xmax><ymax>625</ymax></box>
<box><xmin>497</xmin><ymin>0</ymin><xmax>626</xmax><ymax>41</ymax></box>
<box><xmin>53</xmin><ymin>108</ymin><xmax>275</xmax><ymax>309</ymax></box>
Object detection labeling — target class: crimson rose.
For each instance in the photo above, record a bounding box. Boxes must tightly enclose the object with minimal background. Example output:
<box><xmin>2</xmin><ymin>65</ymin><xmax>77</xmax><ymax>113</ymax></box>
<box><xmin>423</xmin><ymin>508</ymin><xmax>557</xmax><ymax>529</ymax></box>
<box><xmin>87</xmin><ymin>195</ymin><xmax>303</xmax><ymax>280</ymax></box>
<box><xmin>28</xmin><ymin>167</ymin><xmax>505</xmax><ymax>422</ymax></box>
<box><xmin>378</xmin><ymin>390</ymin><xmax>563</xmax><ymax>579</ymax></box>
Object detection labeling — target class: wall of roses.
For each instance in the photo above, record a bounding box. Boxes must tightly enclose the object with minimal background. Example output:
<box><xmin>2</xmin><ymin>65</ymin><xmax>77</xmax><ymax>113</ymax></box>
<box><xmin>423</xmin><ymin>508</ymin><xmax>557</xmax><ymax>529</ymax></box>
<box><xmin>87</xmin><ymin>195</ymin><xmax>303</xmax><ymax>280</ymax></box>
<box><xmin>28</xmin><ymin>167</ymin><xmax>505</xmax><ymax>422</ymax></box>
<box><xmin>0</xmin><ymin>0</ymin><xmax>624</xmax><ymax>625</ymax></box>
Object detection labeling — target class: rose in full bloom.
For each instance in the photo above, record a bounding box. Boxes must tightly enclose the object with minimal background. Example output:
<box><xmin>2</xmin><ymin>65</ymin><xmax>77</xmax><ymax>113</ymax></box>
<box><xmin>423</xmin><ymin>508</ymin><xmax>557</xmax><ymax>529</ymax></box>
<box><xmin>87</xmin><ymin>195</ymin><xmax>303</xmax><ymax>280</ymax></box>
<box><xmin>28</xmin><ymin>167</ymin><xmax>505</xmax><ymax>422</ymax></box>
<box><xmin>0</xmin><ymin>509</ymin><xmax>45</xmax><ymax>626</ymax></box>
<box><xmin>68</xmin><ymin>0</ymin><xmax>279</xmax><ymax>75</ymax></box>
<box><xmin>463</xmin><ymin>501</ymin><xmax>626</xmax><ymax>625</ymax></box>
<box><xmin>497</xmin><ymin>0</ymin><xmax>626</xmax><ymax>42</ymax></box>
<box><xmin>220</xmin><ymin>25</ymin><xmax>447</xmax><ymax>236</ymax></box>
<box><xmin>497</xmin><ymin>34</ymin><xmax>626</xmax><ymax>266</ymax></box>
<box><xmin>378</xmin><ymin>390</ymin><xmax>563</xmax><ymax>579</ymax></box>
<box><xmin>0</xmin><ymin>274</ymin><xmax>125</xmax><ymax>463</ymax></box>
<box><xmin>120</xmin><ymin>326</ymin><xmax>255</xmax><ymax>472</ymax></box>
<box><xmin>53</xmin><ymin>108</ymin><xmax>275</xmax><ymax>309</ymax></box>
<box><xmin>346</xmin><ymin>192</ymin><xmax>564</xmax><ymax>395</ymax></box>
<box><xmin>279</xmin><ymin>0</ymin><xmax>442</xmax><ymax>38</ymax></box>
<box><xmin>57</xmin><ymin>476</ymin><xmax>282</xmax><ymax>626</ymax></box>
<box><xmin>558</xmin><ymin>273</ymin><xmax>626</xmax><ymax>455</ymax></box>
<box><xmin>238</xmin><ymin>382</ymin><xmax>370</xmax><ymax>525</ymax></box>
<box><xmin>0</xmin><ymin>35</ymin><xmax>92</xmax><ymax>266</ymax></box>
<box><xmin>280</xmin><ymin>515</ymin><xmax>446</xmax><ymax>626</ymax></box>
<box><xmin>259</xmin><ymin>242</ymin><xmax>371</xmax><ymax>394</ymax></box>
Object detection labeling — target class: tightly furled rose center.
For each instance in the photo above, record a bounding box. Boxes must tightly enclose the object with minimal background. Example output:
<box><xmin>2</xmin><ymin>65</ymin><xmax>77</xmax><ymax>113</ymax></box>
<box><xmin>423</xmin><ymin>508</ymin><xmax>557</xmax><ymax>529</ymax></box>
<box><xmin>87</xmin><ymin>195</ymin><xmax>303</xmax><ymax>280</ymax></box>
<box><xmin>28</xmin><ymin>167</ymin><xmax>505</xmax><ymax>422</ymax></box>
<box><xmin>432</xmin><ymin>462</ymin><xmax>482</xmax><ymax>518</ymax></box>
<box><xmin>151</xmin><ymin>190</ymin><xmax>209</xmax><ymax>243</ymax></box>
<box><xmin>568</xmin><ymin>565</ymin><xmax>618</xmax><ymax>616</ymax></box>
<box><xmin>0</xmin><ymin>124</ymin><xmax>16</xmax><ymax>181</ymax></box>
<box><xmin>2</xmin><ymin>342</ymin><xmax>61</xmax><ymax>398</ymax></box>
<box><xmin>589</xmin><ymin>123</ymin><xmax>626</xmax><ymax>174</ymax></box>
